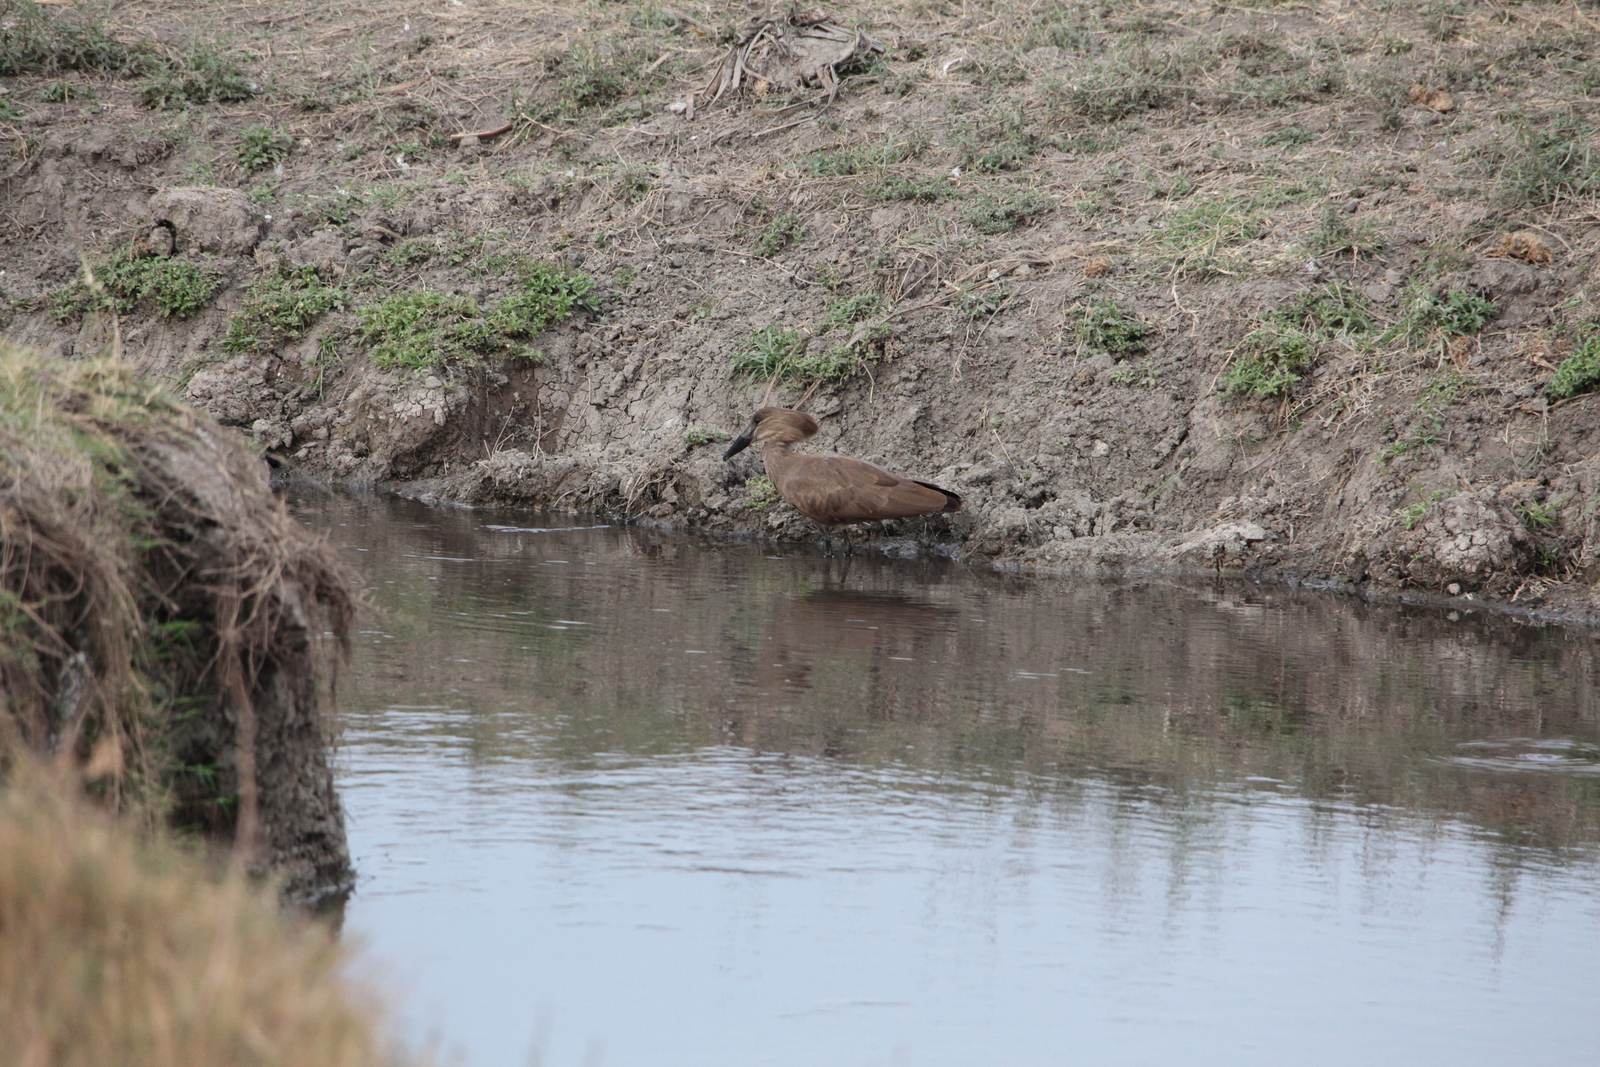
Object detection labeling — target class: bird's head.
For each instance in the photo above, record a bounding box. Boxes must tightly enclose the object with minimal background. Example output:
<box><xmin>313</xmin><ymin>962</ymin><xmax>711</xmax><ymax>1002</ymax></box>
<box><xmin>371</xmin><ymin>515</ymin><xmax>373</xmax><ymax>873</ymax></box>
<box><xmin>723</xmin><ymin>407</ymin><xmax>819</xmax><ymax>458</ymax></box>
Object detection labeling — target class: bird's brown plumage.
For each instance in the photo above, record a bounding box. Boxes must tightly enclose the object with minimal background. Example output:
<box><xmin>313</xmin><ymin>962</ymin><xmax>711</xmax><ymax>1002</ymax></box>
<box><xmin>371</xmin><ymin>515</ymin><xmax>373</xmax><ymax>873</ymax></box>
<box><xmin>723</xmin><ymin>407</ymin><xmax>961</xmax><ymax>529</ymax></box>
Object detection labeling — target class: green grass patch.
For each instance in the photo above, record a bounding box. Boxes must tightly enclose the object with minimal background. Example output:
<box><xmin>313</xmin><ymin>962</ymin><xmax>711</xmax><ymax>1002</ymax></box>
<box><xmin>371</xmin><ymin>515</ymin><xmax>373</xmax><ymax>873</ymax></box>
<box><xmin>966</xmin><ymin>189</ymin><xmax>1051</xmax><ymax>233</ymax></box>
<box><xmin>356</xmin><ymin>290</ymin><xmax>482</xmax><ymax>369</ymax></box>
<box><xmin>0</xmin><ymin>1</ymin><xmax>159</xmax><ymax>76</ymax></box>
<box><xmin>684</xmin><ymin>427</ymin><xmax>728</xmax><ymax>448</ymax></box>
<box><xmin>1222</xmin><ymin>326</ymin><xmax>1315</xmax><ymax>398</ymax></box>
<box><xmin>1547</xmin><ymin>330</ymin><xmax>1600</xmax><ymax>401</ymax></box>
<box><xmin>236</xmin><ymin>125</ymin><xmax>290</xmax><ymax>170</ymax></box>
<box><xmin>1077</xmin><ymin>298</ymin><xmax>1151</xmax><ymax>357</ymax></box>
<box><xmin>729</xmin><ymin>324</ymin><xmax>888</xmax><ymax>385</ymax></box>
<box><xmin>756</xmin><ymin>212</ymin><xmax>805</xmax><ymax>257</ymax></box>
<box><xmin>730</xmin><ymin>326</ymin><xmax>802</xmax><ymax>379</ymax></box>
<box><xmin>803</xmin><ymin>139</ymin><xmax>917</xmax><ymax>177</ymax></box>
<box><xmin>1043</xmin><ymin>50</ymin><xmax>1174</xmax><ymax>121</ymax></box>
<box><xmin>1383</xmin><ymin>288</ymin><xmax>1498</xmax><ymax>345</ymax></box>
<box><xmin>1304</xmin><ymin>205</ymin><xmax>1385</xmax><ymax>258</ymax></box>
<box><xmin>138</xmin><ymin>42</ymin><xmax>255</xmax><ymax>110</ymax></box>
<box><xmin>955</xmin><ymin>285</ymin><xmax>1009</xmax><ymax>320</ymax></box>
<box><xmin>356</xmin><ymin>261</ymin><xmax>593</xmax><ymax>370</ymax></box>
<box><xmin>955</xmin><ymin>106</ymin><xmax>1040</xmax><ymax>174</ymax></box>
<box><xmin>871</xmin><ymin>173</ymin><xmax>954</xmax><ymax>202</ymax></box>
<box><xmin>611</xmin><ymin>164</ymin><xmax>654</xmax><ymax>203</ymax></box>
<box><xmin>1257</xmin><ymin>127</ymin><xmax>1316</xmax><ymax>148</ymax></box>
<box><xmin>1109</xmin><ymin>360</ymin><xmax>1161</xmax><ymax>388</ymax></box>
<box><xmin>1156</xmin><ymin>194</ymin><xmax>1267</xmax><ymax>278</ymax></box>
<box><xmin>744</xmin><ymin>474</ymin><xmax>779</xmax><ymax>509</ymax></box>
<box><xmin>0</xmin><ymin>4</ymin><xmax>253</xmax><ymax>110</ymax></box>
<box><xmin>1498</xmin><ymin>110</ymin><xmax>1599</xmax><ymax>206</ymax></box>
<box><xmin>46</xmin><ymin>249</ymin><xmax>224</xmax><ymax>323</ymax></box>
<box><xmin>821</xmin><ymin>293</ymin><xmax>886</xmax><ymax>330</ymax></box>
<box><xmin>1277</xmin><ymin>282</ymin><xmax>1375</xmax><ymax>338</ymax></box>
<box><xmin>523</xmin><ymin>43</ymin><xmax>671</xmax><ymax>121</ymax></box>
<box><xmin>488</xmin><ymin>260</ymin><xmax>597</xmax><ymax>336</ymax></box>
<box><xmin>221</xmin><ymin>266</ymin><xmax>345</xmax><ymax>355</ymax></box>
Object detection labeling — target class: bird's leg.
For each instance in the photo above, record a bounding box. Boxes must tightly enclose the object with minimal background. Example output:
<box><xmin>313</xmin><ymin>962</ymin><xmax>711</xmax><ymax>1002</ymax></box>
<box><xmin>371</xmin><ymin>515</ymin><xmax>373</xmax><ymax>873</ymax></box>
<box><xmin>820</xmin><ymin>527</ymin><xmax>833</xmax><ymax>557</ymax></box>
<box><xmin>842</xmin><ymin>526</ymin><xmax>854</xmax><ymax>557</ymax></box>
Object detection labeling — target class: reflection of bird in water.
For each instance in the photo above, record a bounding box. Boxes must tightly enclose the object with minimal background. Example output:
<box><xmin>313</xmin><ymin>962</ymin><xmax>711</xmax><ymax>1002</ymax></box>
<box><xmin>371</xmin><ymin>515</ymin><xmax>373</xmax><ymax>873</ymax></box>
<box><xmin>724</xmin><ymin>407</ymin><xmax>961</xmax><ymax>554</ymax></box>
<box><xmin>746</xmin><ymin>587</ymin><xmax>959</xmax><ymax>695</ymax></box>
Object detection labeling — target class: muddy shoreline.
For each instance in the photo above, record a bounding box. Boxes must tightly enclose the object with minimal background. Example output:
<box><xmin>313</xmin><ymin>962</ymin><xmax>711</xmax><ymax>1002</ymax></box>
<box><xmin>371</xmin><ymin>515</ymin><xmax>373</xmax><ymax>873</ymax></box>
<box><xmin>5</xmin><ymin>0</ymin><xmax>1600</xmax><ymax>622</ymax></box>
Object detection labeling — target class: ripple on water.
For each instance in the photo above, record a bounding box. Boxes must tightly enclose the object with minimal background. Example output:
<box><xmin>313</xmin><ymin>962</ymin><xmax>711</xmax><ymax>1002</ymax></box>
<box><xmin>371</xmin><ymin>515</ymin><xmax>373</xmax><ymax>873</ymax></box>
<box><xmin>1441</xmin><ymin>737</ymin><xmax>1600</xmax><ymax>775</ymax></box>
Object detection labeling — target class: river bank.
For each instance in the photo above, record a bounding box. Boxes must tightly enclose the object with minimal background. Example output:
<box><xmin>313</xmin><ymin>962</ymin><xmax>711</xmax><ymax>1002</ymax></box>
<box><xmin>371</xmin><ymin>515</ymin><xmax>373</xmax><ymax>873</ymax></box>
<box><xmin>3</xmin><ymin>0</ymin><xmax>1599</xmax><ymax>618</ymax></box>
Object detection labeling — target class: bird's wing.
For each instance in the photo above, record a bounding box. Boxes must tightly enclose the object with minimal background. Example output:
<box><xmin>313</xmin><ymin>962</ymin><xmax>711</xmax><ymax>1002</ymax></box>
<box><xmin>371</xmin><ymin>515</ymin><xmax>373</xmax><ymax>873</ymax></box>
<box><xmin>783</xmin><ymin>455</ymin><xmax>954</xmax><ymax>523</ymax></box>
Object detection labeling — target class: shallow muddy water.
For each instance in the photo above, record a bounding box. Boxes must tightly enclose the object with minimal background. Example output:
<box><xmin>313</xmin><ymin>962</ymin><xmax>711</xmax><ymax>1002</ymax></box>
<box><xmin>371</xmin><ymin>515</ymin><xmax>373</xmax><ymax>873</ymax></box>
<box><xmin>305</xmin><ymin>492</ymin><xmax>1600</xmax><ymax>1067</ymax></box>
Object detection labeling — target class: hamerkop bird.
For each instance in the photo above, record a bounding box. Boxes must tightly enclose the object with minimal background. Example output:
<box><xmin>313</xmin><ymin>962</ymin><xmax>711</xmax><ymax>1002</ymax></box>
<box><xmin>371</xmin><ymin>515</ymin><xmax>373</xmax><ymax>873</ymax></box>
<box><xmin>723</xmin><ymin>407</ymin><xmax>961</xmax><ymax>553</ymax></box>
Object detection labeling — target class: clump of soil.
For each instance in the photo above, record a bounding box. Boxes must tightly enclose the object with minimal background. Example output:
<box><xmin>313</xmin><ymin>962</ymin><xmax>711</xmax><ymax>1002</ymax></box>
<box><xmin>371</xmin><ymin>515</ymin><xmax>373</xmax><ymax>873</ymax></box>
<box><xmin>0</xmin><ymin>340</ymin><xmax>354</xmax><ymax>904</ymax></box>
<box><xmin>4</xmin><ymin>0</ymin><xmax>1600</xmax><ymax>619</ymax></box>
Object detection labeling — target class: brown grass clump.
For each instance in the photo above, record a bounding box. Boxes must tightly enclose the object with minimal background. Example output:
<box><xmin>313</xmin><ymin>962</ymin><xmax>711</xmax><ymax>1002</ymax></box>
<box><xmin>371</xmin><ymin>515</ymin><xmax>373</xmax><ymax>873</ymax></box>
<box><xmin>0</xmin><ymin>766</ymin><xmax>416</xmax><ymax>1067</ymax></box>
<box><xmin>0</xmin><ymin>341</ymin><xmax>354</xmax><ymax>894</ymax></box>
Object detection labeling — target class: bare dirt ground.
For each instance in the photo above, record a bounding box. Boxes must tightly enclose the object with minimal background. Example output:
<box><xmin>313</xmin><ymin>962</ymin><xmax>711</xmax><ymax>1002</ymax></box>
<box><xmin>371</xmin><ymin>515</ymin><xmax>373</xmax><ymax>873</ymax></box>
<box><xmin>4</xmin><ymin>0</ymin><xmax>1600</xmax><ymax>620</ymax></box>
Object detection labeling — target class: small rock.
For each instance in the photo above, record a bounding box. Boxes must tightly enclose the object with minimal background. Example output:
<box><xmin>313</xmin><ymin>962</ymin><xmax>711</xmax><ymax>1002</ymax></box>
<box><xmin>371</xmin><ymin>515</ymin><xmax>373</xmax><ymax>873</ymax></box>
<box><xmin>1092</xmin><ymin>440</ymin><xmax>1111</xmax><ymax>457</ymax></box>
<box><xmin>146</xmin><ymin>224</ymin><xmax>174</xmax><ymax>257</ymax></box>
<box><xmin>1447</xmin><ymin>583</ymin><xmax>1462</xmax><ymax>595</ymax></box>
<box><xmin>148</xmin><ymin>186</ymin><xmax>266</xmax><ymax>255</ymax></box>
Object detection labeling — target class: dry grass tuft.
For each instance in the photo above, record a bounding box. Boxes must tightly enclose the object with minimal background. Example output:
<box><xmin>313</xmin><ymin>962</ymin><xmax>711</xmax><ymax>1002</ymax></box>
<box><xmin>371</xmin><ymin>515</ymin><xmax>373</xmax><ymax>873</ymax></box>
<box><xmin>0</xmin><ymin>342</ymin><xmax>354</xmax><ymax>886</ymax></box>
<box><xmin>0</xmin><ymin>764</ymin><xmax>416</xmax><ymax>1067</ymax></box>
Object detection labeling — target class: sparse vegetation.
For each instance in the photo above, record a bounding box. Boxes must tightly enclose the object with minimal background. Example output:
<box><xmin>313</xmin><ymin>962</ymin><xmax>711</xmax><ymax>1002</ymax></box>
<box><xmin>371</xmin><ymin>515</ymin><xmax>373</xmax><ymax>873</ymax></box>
<box><xmin>1278</xmin><ymin>282</ymin><xmax>1375</xmax><ymax>338</ymax></box>
<box><xmin>804</xmin><ymin>139</ymin><xmax>917</xmax><ymax>176</ymax></box>
<box><xmin>221</xmin><ymin>265</ymin><xmax>345</xmax><ymax>354</ymax></box>
<box><xmin>756</xmin><ymin>212</ymin><xmax>805</xmax><ymax>257</ymax></box>
<box><xmin>1498</xmin><ymin>110</ymin><xmax>1598</xmax><ymax>206</ymax></box>
<box><xmin>684</xmin><ymin>427</ymin><xmax>727</xmax><ymax>448</ymax></box>
<box><xmin>956</xmin><ymin>285</ymin><xmax>1009</xmax><ymax>320</ymax></box>
<box><xmin>1385</xmin><ymin>288</ymin><xmax>1499</xmax><ymax>345</ymax></box>
<box><xmin>1222</xmin><ymin>326</ymin><xmax>1315</xmax><ymax>398</ymax></box>
<box><xmin>611</xmin><ymin>163</ymin><xmax>654</xmax><ymax>203</ymax></box>
<box><xmin>1077</xmin><ymin>298</ymin><xmax>1151</xmax><ymax>357</ymax></box>
<box><xmin>1157</xmin><ymin>194</ymin><xmax>1268</xmax><ymax>278</ymax></box>
<box><xmin>138</xmin><ymin>42</ymin><xmax>255</xmax><ymax>110</ymax></box>
<box><xmin>46</xmin><ymin>249</ymin><xmax>224</xmax><ymax>323</ymax></box>
<box><xmin>873</xmin><ymin>173</ymin><xmax>954</xmax><ymax>202</ymax></box>
<box><xmin>0</xmin><ymin>0</ymin><xmax>158</xmax><ymax>76</ymax></box>
<box><xmin>730</xmin><ymin>321</ymin><xmax>888</xmax><ymax>385</ymax></box>
<box><xmin>236</xmin><ymin>124</ymin><xmax>290</xmax><ymax>170</ymax></box>
<box><xmin>1305</xmin><ymin>205</ymin><xmax>1385</xmax><ymax>258</ymax></box>
<box><xmin>356</xmin><ymin>261</ymin><xmax>593</xmax><ymax>370</ymax></box>
<box><xmin>1547</xmin><ymin>330</ymin><xmax>1600</xmax><ymax>401</ymax></box>
<box><xmin>744</xmin><ymin>474</ymin><xmax>778</xmax><ymax>509</ymax></box>
<box><xmin>967</xmin><ymin>188</ymin><xmax>1051</xmax><ymax>233</ymax></box>
<box><xmin>822</xmin><ymin>293</ymin><xmax>886</xmax><ymax>330</ymax></box>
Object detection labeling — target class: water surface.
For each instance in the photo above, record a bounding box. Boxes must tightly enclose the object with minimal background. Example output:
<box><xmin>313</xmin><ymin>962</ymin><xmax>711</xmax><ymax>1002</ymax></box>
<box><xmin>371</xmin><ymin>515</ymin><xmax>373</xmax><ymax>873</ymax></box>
<box><xmin>307</xmin><ymin>492</ymin><xmax>1600</xmax><ymax>1066</ymax></box>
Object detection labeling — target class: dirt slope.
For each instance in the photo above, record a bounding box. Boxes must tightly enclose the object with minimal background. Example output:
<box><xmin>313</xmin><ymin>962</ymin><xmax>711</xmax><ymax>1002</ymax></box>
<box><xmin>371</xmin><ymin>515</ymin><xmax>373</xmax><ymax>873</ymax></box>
<box><xmin>3</xmin><ymin>0</ymin><xmax>1600</xmax><ymax>619</ymax></box>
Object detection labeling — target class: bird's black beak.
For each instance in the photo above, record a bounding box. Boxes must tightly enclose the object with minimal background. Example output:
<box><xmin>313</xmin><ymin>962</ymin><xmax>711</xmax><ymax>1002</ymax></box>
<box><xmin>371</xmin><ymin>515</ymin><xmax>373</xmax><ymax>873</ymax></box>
<box><xmin>723</xmin><ymin>427</ymin><xmax>753</xmax><ymax>460</ymax></box>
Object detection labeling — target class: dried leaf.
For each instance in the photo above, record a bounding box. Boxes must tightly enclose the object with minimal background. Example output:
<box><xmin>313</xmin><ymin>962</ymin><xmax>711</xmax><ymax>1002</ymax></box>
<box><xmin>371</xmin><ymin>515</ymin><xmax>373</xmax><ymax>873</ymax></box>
<box><xmin>1485</xmin><ymin>231</ymin><xmax>1555</xmax><ymax>265</ymax></box>
<box><xmin>1407</xmin><ymin>84</ymin><xmax>1455</xmax><ymax>112</ymax></box>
